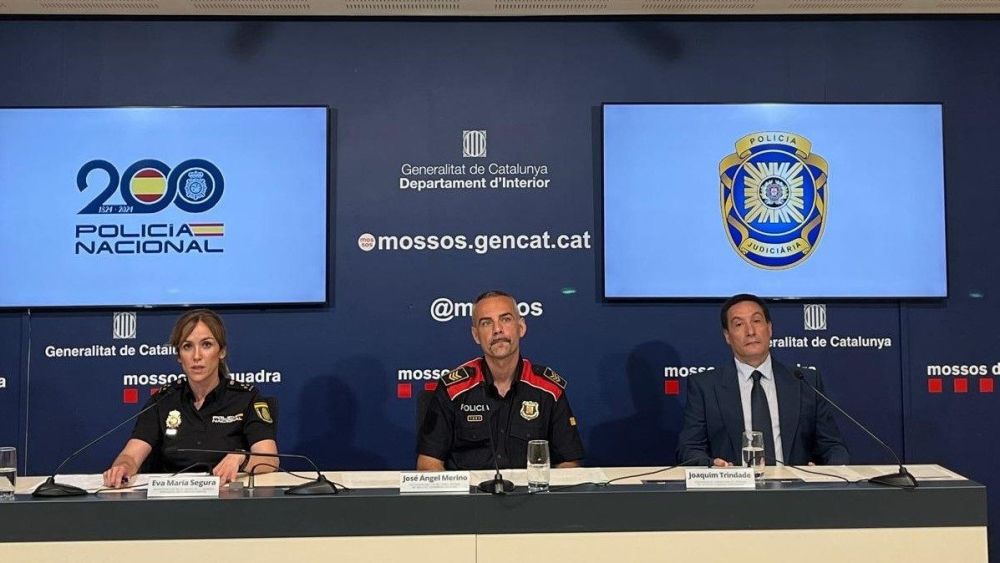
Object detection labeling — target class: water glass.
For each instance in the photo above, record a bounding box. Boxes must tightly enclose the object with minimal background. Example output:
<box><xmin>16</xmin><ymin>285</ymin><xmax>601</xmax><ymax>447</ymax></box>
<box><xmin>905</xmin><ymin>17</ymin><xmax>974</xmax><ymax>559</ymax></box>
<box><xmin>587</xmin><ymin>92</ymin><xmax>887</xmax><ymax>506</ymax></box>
<box><xmin>526</xmin><ymin>439</ymin><xmax>550</xmax><ymax>493</ymax></box>
<box><xmin>741</xmin><ymin>431</ymin><xmax>765</xmax><ymax>480</ymax></box>
<box><xmin>0</xmin><ymin>447</ymin><xmax>15</xmax><ymax>500</ymax></box>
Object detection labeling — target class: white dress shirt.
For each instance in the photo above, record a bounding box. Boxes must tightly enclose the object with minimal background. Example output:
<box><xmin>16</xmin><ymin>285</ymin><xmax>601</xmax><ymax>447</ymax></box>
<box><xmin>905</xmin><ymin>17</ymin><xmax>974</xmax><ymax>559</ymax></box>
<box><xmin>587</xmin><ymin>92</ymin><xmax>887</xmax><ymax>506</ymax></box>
<box><xmin>735</xmin><ymin>355</ymin><xmax>784</xmax><ymax>465</ymax></box>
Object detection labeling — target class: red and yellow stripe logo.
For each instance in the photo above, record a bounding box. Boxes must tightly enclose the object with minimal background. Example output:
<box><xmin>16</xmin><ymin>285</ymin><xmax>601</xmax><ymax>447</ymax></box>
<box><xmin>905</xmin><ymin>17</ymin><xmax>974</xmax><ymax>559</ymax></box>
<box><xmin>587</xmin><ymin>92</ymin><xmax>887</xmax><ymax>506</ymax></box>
<box><xmin>129</xmin><ymin>168</ymin><xmax>167</xmax><ymax>203</ymax></box>
<box><xmin>189</xmin><ymin>223</ymin><xmax>224</xmax><ymax>237</ymax></box>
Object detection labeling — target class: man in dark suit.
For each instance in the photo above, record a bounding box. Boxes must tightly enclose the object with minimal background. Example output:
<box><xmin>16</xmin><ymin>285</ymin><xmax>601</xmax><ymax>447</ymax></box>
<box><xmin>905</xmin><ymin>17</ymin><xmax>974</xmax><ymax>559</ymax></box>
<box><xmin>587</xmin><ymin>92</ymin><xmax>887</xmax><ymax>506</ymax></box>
<box><xmin>677</xmin><ymin>294</ymin><xmax>849</xmax><ymax>467</ymax></box>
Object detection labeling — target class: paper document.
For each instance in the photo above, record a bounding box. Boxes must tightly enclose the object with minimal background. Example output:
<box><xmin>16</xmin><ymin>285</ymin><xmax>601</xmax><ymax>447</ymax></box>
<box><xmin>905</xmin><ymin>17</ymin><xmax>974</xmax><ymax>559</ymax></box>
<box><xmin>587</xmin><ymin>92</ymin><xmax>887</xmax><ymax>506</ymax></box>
<box><xmin>29</xmin><ymin>473</ymin><xmax>209</xmax><ymax>494</ymax></box>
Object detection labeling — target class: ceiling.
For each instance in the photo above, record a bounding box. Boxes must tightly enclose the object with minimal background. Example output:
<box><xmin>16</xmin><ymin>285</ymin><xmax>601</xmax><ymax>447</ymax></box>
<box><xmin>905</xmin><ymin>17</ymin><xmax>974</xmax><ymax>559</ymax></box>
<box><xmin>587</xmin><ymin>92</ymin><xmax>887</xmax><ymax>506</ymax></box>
<box><xmin>1</xmin><ymin>0</ymin><xmax>998</xmax><ymax>17</ymax></box>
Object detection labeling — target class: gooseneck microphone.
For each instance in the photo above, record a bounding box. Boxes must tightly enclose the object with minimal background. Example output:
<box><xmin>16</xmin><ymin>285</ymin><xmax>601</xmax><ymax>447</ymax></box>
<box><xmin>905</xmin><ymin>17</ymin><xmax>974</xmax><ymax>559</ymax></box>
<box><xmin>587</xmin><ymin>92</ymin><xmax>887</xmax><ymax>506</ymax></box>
<box><xmin>175</xmin><ymin>448</ymin><xmax>339</xmax><ymax>495</ymax></box>
<box><xmin>792</xmin><ymin>368</ymin><xmax>917</xmax><ymax>488</ymax></box>
<box><xmin>33</xmin><ymin>385</ymin><xmax>180</xmax><ymax>498</ymax></box>
<box><xmin>477</xmin><ymin>405</ymin><xmax>514</xmax><ymax>494</ymax></box>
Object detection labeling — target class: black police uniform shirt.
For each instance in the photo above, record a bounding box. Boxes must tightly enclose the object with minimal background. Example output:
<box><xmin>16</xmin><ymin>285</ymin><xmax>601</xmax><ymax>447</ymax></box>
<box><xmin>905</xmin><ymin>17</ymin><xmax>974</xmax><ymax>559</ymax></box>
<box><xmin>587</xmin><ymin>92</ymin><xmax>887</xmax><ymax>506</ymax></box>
<box><xmin>130</xmin><ymin>376</ymin><xmax>276</xmax><ymax>473</ymax></box>
<box><xmin>418</xmin><ymin>357</ymin><xmax>584</xmax><ymax>470</ymax></box>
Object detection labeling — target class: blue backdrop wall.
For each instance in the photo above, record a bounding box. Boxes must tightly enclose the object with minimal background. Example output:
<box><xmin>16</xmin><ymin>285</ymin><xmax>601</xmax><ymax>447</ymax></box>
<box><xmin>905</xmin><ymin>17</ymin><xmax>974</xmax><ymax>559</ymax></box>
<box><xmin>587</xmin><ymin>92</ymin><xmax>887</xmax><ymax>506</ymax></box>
<box><xmin>0</xmin><ymin>15</ymin><xmax>997</xmax><ymax>555</ymax></box>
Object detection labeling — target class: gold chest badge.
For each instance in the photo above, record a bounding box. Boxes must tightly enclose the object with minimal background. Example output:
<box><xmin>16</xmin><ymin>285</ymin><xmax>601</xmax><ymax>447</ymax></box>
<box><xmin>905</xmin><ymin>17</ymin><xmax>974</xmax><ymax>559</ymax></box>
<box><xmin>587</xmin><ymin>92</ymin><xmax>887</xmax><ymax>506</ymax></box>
<box><xmin>520</xmin><ymin>401</ymin><xmax>539</xmax><ymax>421</ymax></box>
<box><xmin>165</xmin><ymin>410</ymin><xmax>182</xmax><ymax>436</ymax></box>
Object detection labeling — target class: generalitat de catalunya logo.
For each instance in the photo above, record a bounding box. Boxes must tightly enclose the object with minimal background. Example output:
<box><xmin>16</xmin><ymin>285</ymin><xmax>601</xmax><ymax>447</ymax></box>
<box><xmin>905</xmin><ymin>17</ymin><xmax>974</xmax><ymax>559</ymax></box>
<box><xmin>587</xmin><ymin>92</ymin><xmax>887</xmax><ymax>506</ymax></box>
<box><xmin>719</xmin><ymin>132</ymin><xmax>828</xmax><ymax>270</ymax></box>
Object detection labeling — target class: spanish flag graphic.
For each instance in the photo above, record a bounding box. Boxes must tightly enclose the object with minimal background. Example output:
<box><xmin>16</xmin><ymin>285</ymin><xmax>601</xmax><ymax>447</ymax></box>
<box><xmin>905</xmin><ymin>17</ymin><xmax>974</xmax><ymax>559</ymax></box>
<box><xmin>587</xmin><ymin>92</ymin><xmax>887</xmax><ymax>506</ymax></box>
<box><xmin>189</xmin><ymin>223</ymin><xmax>225</xmax><ymax>237</ymax></box>
<box><xmin>129</xmin><ymin>168</ymin><xmax>167</xmax><ymax>203</ymax></box>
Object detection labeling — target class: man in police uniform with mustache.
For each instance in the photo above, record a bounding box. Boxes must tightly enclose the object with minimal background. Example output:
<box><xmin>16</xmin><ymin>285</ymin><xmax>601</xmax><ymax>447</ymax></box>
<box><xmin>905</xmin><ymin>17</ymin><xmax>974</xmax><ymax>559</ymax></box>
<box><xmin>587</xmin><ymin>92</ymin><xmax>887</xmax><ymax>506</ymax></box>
<box><xmin>417</xmin><ymin>290</ymin><xmax>584</xmax><ymax>470</ymax></box>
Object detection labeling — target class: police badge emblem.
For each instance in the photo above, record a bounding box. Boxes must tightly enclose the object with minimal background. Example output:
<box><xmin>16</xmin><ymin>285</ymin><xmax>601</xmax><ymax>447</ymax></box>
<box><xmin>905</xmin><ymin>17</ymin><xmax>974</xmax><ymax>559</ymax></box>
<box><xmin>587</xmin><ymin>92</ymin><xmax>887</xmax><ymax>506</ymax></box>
<box><xmin>253</xmin><ymin>401</ymin><xmax>273</xmax><ymax>424</ymax></box>
<box><xmin>719</xmin><ymin>132</ymin><xmax>828</xmax><ymax>269</ymax></box>
<box><xmin>165</xmin><ymin>410</ymin><xmax>182</xmax><ymax>437</ymax></box>
<box><xmin>520</xmin><ymin>401</ymin><xmax>539</xmax><ymax>421</ymax></box>
<box><xmin>181</xmin><ymin>170</ymin><xmax>210</xmax><ymax>201</ymax></box>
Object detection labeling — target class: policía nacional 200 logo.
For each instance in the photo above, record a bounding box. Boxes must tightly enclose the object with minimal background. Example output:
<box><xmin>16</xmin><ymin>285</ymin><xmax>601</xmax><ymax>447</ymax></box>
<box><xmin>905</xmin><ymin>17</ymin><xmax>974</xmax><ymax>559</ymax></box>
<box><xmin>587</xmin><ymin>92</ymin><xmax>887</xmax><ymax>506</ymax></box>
<box><xmin>74</xmin><ymin>158</ymin><xmax>226</xmax><ymax>255</ymax></box>
<box><xmin>77</xmin><ymin>158</ymin><xmax>224</xmax><ymax>215</ymax></box>
<box><xmin>719</xmin><ymin>132</ymin><xmax>828</xmax><ymax>269</ymax></box>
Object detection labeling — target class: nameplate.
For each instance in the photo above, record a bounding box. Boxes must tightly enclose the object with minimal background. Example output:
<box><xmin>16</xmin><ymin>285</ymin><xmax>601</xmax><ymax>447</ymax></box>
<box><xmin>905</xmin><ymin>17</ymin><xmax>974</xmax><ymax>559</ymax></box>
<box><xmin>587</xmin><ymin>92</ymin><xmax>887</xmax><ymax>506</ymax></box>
<box><xmin>399</xmin><ymin>471</ymin><xmax>470</xmax><ymax>494</ymax></box>
<box><xmin>684</xmin><ymin>467</ymin><xmax>756</xmax><ymax>489</ymax></box>
<box><xmin>147</xmin><ymin>476</ymin><xmax>221</xmax><ymax>498</ymax></box>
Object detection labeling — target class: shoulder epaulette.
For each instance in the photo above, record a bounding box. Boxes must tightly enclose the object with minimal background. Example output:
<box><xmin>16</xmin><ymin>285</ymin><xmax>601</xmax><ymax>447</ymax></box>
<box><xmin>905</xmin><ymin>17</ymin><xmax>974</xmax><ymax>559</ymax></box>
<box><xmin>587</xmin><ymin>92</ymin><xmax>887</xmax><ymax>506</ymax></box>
<box><xmin>443</xmin><ymin>361</ymin><xmax>484</xmax><ymax>400</ymax></box>
<box><xmin>158</xmin><ymin>377</ymin><xmax>187</xmax><ymax>395</ymax></box>
<box><xmin>520</xmin><ymin>360</ymin><xmax>565</xmax><ymax>401</ymax></box>
<box><xmin>228</xmin><ymin>378</ymin><xmax>254</xmax><ymax>392</ymax></box>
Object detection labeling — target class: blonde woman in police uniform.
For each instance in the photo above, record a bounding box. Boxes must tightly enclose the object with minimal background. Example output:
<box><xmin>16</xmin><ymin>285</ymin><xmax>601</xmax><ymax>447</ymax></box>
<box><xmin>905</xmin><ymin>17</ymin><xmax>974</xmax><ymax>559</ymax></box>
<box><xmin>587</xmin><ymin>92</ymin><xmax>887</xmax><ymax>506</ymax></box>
<box><xmin>102</xmin><ymin>309</ymin><xmax>277</xmax><ymax>487</ymax></box>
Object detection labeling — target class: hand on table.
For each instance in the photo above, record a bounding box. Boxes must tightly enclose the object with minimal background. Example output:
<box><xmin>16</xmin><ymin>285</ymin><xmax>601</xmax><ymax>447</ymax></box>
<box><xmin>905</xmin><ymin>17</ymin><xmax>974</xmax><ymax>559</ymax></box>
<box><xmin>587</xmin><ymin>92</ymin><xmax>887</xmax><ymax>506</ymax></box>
<box><xmin>212</xmin><ymin>453</ymin><xmax>247</xmax><ymax>484</ymax></box>
<box><xmin>102</xmin><ymin>464</ymin><xmax>132</xmax><ymax>488</ymax></box>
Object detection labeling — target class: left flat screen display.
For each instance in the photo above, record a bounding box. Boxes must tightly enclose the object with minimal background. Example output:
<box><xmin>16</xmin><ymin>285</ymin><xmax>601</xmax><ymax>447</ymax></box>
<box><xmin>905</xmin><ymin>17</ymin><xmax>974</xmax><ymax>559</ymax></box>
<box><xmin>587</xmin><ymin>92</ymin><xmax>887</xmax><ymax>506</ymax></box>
<box><xmin>0</xmin><ymin>106</ymin><xmax>329</xmax><ymax>307</ymax></box>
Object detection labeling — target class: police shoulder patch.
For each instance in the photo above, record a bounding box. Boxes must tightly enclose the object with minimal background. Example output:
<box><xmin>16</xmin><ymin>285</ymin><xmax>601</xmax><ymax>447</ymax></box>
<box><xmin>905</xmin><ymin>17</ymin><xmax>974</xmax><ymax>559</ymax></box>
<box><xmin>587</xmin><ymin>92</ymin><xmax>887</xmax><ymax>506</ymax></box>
<box><xmin>228</xmin><ymin>378</ymin><xmax>254</xmax><ymax>392</ymax></box>
<box><xmin>521</xmin><ymin>361</ymin><xmax>566</xmax><ymax>401</ymax></box>
<box><xmin>443</xmin><ymin>366</ymin><xmax>474</xmax><ymax>387</ymax></box>
<box><xmin>443</xmin><ymin>361</ymin><xmax>485</xmax><ymax>400</ymax></box>
<box><xmin>253</xmin><ymin>401</ymin><xmax>273</xmax><ymax>424</ymax></box>
<box><xmin>536</xmin><ymin>365</ymin><xmax>567</xmax><ymax>390</ymax></box>
<box><xmin>543</xmin><ymin>366</ymin><xmax>567</xmax><ymax>389</ymax></box>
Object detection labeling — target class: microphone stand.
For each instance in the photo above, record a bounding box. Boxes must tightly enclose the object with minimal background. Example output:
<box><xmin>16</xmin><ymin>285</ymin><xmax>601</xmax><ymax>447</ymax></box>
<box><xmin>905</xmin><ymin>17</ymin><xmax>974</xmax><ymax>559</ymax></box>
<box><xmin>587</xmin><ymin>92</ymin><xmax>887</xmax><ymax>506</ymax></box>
<box><xmin>34</xmin><ymin>386</ymin><xmax>178</xmax><ymax>498</ymax></box>
<box><xmin>477</xmin><ymin>405</ymin><xmax>513</xmax><ymax>494</ymax></box>
<box><xmin>177</xmin><ymin>448</ymin><xmax>339</xmax><ymax>495</ymax></box>
<box><xmin>792</xmin><ymin>369</ymin><xmax>917</xmax><ymax>488</ymax></box>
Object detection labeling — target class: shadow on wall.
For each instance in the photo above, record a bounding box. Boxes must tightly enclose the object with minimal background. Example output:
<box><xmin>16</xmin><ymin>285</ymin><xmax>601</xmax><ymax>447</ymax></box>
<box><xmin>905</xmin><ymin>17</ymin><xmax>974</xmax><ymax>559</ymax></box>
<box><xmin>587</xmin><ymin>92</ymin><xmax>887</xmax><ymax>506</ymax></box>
<box><xmin>228</xmin><ymin>22</ymin><xmax>275</xmax><ymax>59</ymax></box>
<box><xmin>618</xmin><ymin>22</ymin><xmax>685</xmax><ymax>63</ymax></box>
<box><xmin>288</xmin><ymin>355</ymin><xmax>411</xmax><ymax>471</ymax></box>
<box><xmin>587</xmin><ymin>341</ymin><xmax>685</xmax><ymax>467</ymax></box>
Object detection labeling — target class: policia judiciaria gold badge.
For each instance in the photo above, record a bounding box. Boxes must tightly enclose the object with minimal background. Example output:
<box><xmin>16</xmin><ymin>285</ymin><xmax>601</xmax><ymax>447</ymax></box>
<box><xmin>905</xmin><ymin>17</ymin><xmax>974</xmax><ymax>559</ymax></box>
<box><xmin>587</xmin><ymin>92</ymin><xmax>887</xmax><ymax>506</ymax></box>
<box><xmin>720</xmin><ymin>131</ymin><xmax>828</xmax><ymax>269</ymax></box>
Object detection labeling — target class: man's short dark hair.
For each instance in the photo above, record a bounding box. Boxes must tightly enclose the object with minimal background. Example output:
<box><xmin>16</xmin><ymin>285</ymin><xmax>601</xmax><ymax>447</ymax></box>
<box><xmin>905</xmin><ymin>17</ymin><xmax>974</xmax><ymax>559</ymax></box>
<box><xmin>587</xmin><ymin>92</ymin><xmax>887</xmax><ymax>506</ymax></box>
<box><xmin>474</xmin><ymin>290</ymin><xmax>515</xmax><ymax>304</ymax></box>
<box><xmin>472</xmin><ymin>290</ymin><xmax>520</xmax><ymax>323</ymax></box>
<box><xmin>720</xmin><ymin>293</ymin><xmax>771</xmax><ymax>330</ymax></box>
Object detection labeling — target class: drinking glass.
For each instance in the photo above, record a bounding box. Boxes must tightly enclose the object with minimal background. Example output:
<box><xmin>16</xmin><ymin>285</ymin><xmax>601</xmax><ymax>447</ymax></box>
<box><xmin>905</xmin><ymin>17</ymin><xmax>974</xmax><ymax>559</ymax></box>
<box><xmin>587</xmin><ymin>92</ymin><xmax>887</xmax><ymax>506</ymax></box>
<box><xmin>0</xmin><ymin>447</ymin><xmax>16</xmax><ymax>501</ymax></box>
<box><xmin>741</xmin><ymin>431</ymin><xmax>765</xmax><ymax>480</ymax></box>
<box><xmin>526</xmin><ymin>440</ymin><xmax>550</xmax><ymax>492</ymax></box>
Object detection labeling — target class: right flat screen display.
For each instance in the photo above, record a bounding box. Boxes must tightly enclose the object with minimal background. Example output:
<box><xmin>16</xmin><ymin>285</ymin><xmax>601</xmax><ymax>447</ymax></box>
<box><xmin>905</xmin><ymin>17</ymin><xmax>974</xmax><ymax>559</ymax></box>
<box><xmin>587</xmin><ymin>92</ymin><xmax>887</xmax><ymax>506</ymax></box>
<box><xmin>603</xmin><ymin>103</ymin><xmax>946</xmax><ymax>299</ymax></box>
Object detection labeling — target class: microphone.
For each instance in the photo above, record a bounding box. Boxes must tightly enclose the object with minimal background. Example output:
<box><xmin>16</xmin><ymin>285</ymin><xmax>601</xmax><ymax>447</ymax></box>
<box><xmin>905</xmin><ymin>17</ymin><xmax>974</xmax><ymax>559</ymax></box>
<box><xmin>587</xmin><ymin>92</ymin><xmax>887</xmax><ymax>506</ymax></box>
<box><xmin>791</xmin><ymin>368</ymin><xmax>917</xmax><ymax>488</ymax></box>
<box><xmin>33</xmin><ymin>384</ymin><xmax>180</xmax><ymax>498</ymax></box>
<box><xmin>477</xmin><ymin>405</ymin><xmax>513</xmax><ymax>494</ymax></box>
<box><xmin>175</xmin><ymin>448</ymin><xmax>339</xmax><ymax>495</ymax></box>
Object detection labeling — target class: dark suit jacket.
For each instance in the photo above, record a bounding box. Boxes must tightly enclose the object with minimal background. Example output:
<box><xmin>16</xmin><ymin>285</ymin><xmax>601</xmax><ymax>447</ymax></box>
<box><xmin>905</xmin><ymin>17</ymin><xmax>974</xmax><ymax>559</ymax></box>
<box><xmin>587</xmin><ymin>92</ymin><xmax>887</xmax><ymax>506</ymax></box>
<box><xmin>676</xmin><ymin>359</ymin><xmax>849</xmax><ymax>466</ymax></box>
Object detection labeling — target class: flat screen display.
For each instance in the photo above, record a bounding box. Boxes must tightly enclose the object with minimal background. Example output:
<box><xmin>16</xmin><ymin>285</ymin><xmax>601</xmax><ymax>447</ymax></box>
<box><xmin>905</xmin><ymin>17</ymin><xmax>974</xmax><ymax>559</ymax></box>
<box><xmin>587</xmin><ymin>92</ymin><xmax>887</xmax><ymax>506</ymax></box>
<box><xmin>0</xmin><ymin>106</ymin><xmax>329</xmax><ymax>307</ymax></box>
<box><xmin>603</xmin><ymin>103</ymin><xmax>946</xmax><ymax>299</ymax></box>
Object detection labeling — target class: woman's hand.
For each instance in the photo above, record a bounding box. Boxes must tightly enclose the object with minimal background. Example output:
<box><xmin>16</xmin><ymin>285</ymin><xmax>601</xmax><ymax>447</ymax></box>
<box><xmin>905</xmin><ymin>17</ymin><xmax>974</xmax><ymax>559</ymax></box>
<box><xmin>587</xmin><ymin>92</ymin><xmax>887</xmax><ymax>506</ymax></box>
<box><xmin>102</xmin><ymin>440</ymin><xmax>150</xmax><ymax>488</ymax></box>
<box><xmin>102</xmin><ymin>463</ymin><xmax>132</xmax><ymax>488</ymax></box>
<box><xmin>212</xmin><ymin>453</ymin><xmax>247</xmax><ymax>484</ymax></box>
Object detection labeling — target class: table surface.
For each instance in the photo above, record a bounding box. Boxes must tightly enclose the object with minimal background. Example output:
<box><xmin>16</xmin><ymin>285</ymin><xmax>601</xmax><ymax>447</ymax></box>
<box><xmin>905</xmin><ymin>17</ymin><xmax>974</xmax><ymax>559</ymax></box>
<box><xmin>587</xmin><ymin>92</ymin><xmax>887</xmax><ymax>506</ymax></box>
<box><xmin>0</xmin><ymin>464</ymin><xmax>985</xmax><ymax>543</ymax></box>
<box><xmin>12</xmin><ymin>462</ymin><xmax>971</xmax><ymax>492</ymax></box>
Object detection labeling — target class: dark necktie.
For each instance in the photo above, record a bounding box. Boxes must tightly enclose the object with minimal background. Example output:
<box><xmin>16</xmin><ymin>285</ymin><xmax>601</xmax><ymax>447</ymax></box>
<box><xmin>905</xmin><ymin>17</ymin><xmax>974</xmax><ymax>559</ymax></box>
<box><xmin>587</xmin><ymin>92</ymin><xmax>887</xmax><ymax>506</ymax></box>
<box><xmin>751</xmin><ymin>370</ymin><xmax>776</xmax><ymax>465</ymax></box>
